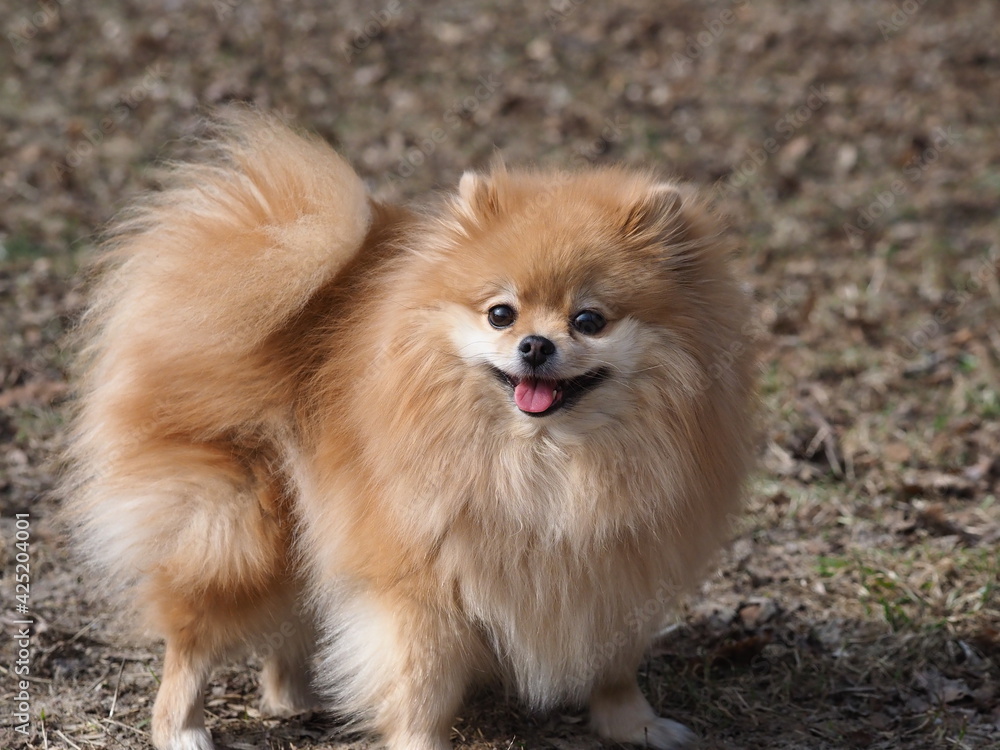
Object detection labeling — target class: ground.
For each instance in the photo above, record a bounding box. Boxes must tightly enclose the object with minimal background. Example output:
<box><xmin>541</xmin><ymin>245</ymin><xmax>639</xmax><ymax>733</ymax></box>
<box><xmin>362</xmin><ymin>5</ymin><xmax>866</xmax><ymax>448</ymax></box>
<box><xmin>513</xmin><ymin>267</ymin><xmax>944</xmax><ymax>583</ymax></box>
<box><xmin>1</xmin><ymin>1</ymin><xmax>999</xmax><ymax>748</ymax></box>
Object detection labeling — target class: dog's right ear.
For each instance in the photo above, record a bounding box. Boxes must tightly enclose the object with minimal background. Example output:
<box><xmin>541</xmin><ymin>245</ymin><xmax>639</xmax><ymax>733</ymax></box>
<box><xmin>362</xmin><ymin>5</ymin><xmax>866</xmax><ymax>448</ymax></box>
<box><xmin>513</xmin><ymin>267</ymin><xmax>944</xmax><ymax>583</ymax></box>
<box><xmin>456</xmin><ymin>169</ymin><xmax>502</xmax><ymax>221</ymax></box>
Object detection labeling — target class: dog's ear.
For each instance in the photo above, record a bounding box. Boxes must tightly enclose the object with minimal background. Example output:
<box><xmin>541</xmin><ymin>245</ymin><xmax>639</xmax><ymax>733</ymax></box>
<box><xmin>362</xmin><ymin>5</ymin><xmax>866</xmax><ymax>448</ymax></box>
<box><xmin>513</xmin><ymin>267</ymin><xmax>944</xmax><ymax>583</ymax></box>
<box><xmin>620</xmin><ymin>183</ymin><xmax>687</xmax><ymax>241</ymax></box>
<box><xmin>622</xmin><ymin>182</ymin><xmax>726</xmax><ymax>272</ymax></box>
<box><xmin>457</xmin><ymin>170</ymin><xmax>502</xmax><ymax>220</ymax></box>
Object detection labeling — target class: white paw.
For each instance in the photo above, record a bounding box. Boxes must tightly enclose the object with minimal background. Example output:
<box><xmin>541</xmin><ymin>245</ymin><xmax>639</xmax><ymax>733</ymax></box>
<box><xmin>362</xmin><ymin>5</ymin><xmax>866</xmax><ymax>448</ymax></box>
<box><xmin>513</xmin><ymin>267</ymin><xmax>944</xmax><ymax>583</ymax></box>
<box><xmin>154</xmin><ymin>727</ymin><xmax>215</xmax><ymax>750</ymax></box>
<box><xmin>639</xmin><ymin>717</ymin><xmax>697</xmax><ymax>749</ymax></box>
<box><xmin>384</xmin><ymin>732</ymin><xmax>452</xmax><ymax>750</ymax></box>
<box><xmin>589</xmin><ymin>685</ymin><xmax>697</xmax><ymax>749</ymax></box>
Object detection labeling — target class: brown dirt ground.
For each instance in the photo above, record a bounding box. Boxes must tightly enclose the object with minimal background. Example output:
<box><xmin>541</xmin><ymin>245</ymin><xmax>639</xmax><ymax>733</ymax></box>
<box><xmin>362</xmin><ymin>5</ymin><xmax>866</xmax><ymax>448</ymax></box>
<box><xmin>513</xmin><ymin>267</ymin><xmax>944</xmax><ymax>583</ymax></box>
<box><xmin>2</xmin><ymin>1</ymin><xmax>999</xmax><ymax>748</ymax></box>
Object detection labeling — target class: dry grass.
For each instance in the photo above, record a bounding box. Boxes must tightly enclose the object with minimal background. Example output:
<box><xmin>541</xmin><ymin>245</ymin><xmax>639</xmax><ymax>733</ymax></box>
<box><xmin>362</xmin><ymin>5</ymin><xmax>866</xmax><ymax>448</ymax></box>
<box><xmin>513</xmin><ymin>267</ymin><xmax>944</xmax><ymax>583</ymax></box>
<box><xmin>1</xmin><ymin>1</ymin><xmax>999</xmax><ymax>748</ymax></box>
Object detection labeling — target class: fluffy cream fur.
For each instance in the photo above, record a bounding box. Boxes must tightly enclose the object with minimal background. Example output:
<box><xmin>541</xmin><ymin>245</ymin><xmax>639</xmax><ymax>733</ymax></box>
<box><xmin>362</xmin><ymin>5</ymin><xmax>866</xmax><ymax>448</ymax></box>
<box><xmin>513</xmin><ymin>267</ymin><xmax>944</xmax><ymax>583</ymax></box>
<box><xmin>63</xmin><ymin>111</ymin><xmax>756</xmax><ymax>750</ymax></box>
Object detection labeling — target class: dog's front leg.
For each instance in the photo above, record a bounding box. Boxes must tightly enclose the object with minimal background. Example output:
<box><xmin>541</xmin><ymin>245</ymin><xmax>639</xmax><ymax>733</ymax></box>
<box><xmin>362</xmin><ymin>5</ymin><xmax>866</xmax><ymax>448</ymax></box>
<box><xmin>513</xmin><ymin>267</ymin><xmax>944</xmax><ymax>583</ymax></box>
<box><xmin>320</xmin><ymin>588</ymin><xmax>482</xmax><ymax>750</ymax></box>
<box><xmin>589</xmin><ymin>673</ymin><xmax>696</xmax><ymax>750</ymax></box>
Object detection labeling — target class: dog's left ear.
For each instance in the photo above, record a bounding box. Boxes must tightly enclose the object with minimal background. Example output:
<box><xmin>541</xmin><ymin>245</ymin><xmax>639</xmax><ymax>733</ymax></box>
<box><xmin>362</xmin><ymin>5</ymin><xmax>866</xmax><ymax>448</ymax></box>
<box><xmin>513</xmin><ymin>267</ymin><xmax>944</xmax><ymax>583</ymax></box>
<box><xmin>621</xmin><ymin>182</ymin><xmax>722</xmax><ymax>263</ymax></box>
<box><xmin>620</xmin><ymin>183</ymin><xmax>688</xmax><ymax>240</ymax></box>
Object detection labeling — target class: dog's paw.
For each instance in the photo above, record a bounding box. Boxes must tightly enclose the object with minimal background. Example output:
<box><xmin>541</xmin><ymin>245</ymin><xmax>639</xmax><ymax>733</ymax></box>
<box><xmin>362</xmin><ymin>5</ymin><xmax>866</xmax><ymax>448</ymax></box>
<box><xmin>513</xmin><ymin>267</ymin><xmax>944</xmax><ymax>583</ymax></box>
<box><xmin>596</xmin><ymin>714</ymin><xmax>696</xmax><ymax>750</ymax></box>
<box><xmin>260</xmin><ymin>662</ymin><xmax>320</xmax><ymax>717</ymax></box>
<box><xmin>153</xmin><ymin>727</ymin><xmax>215</xmax><ymax>750</ymax></box>
<box><xmin>639</xmin><ymin>717</ymin><xmax>697</xmax><ymax>749</ymax></box>
<box><xmin>384</xmin><ymin>732</ymin><xmax>453</xmax><ymax>750</ymax></box>
<box><xmin>589</xmin><ymin>681</ymin><xmax>697</xmax><ymax>750</ymax></box>
<box><xmin>259</xmin><ymin>683</ymin><xmax>320</xmax><ymax>718</ymax></box>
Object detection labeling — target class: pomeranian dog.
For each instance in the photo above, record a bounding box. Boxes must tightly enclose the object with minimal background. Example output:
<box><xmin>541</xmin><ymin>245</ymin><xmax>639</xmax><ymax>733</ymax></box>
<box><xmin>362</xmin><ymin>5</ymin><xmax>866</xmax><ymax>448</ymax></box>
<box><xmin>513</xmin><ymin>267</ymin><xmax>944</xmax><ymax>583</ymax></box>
<box><xmin>63</xmin><ymin>111</ymin><xmax>755</xmax><ymax>750</ymax></box>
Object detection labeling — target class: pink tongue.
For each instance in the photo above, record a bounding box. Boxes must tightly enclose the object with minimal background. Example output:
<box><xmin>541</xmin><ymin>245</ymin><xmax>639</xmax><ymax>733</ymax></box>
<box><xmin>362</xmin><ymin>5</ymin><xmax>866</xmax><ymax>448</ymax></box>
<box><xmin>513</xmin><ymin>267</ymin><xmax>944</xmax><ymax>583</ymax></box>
<box><xmin>514</xmin><ymin>378</ymin><xmax>556</xmax><ymax>413</ymax></box>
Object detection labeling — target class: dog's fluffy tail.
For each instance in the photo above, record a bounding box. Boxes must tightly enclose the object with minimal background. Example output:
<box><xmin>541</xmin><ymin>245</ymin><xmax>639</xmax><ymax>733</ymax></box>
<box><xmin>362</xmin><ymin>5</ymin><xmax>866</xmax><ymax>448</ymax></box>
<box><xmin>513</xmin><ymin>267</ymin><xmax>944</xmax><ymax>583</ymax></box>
<box><xmin>62</xmin><ymin>111</ymin><xmax>371</xmax><ymax>598</ymax></box>
<box><xmin>87</xmin><ymin>110</ymin><xmax>368</xmax><ymax>384</ymax></box>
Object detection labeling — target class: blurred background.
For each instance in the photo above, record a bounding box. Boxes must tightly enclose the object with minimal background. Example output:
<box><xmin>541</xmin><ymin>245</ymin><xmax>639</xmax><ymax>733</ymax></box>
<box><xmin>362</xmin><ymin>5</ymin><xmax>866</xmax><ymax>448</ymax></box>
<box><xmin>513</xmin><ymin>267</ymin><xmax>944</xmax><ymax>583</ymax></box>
<box><xmin>1</xmin><ymin>1</ymin><xmax>998</xmax><ymax>748</ymax></box>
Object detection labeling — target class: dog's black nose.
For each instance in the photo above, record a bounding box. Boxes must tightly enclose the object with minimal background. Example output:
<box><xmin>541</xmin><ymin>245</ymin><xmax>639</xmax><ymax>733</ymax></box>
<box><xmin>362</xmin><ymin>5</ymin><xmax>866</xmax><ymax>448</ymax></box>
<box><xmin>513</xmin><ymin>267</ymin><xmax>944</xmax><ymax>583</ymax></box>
<box><xmin>518</xmin><ymin>335</ymin><xmax>556</xmax><ymax>368</ymax></box>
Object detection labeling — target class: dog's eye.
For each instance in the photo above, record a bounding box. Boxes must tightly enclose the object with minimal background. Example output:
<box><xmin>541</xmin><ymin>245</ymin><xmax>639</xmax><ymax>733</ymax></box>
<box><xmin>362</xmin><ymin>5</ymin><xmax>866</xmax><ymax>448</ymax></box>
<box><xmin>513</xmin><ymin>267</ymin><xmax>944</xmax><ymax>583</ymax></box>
<box><xmin>488</xmin><ymin>304</ymin><xmax>517</xmax><ymax>329</ymax></box>
<box><xmin>571</xmin><ymin>310</ymin><xmax>606</xmax><ymax>335</ymax></box>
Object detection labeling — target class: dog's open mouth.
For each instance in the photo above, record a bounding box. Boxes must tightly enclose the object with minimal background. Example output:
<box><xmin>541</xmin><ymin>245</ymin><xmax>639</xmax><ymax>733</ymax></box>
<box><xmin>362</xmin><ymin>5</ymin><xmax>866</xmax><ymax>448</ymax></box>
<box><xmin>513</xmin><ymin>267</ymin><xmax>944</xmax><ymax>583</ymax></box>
<box><xmin>490</xmin><ymin>367</ymin><xmax>610</xmax><ymax>417</ymax></box>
